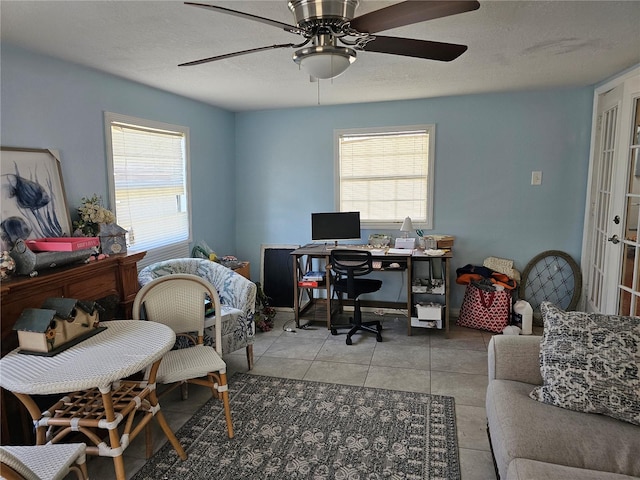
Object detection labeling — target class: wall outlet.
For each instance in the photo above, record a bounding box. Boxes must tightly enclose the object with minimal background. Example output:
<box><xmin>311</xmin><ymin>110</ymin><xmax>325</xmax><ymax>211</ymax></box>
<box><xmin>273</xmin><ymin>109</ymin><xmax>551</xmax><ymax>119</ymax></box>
<box><xmin>531</xmin><ymin>171</ymin><xmax>543</xmax><ymax>185</ymax></box>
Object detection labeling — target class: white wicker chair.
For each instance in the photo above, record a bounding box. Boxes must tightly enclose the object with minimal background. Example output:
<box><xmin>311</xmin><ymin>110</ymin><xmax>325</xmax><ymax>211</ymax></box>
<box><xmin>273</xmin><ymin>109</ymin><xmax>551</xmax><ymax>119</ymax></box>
<box><xmin>0</xmin><ymin>443</ymin><xmax>88</xmax><ymax>480</ymax></box>
<box><xmin>132</xmin><ymin>274</ymin><xmax>234</xmax><ymax>438</ymax></box>
<box><xmin>138</xmin><ymin>258</ymin><xmax>257</xmax><ymax>370</ymax></box>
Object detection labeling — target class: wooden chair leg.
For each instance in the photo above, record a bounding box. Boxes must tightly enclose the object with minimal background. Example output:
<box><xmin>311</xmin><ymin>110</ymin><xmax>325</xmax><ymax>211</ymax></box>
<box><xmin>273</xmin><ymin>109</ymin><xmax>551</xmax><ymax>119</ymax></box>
<box><xmin>246</xmin><ymin>344</ymin><xmax>254</xmax><ymax>370</ymax></box>
<box><xmin>145</xmin><ymin>422</ymin><xmax>153</xmax><ymax>459</ymax></box>
<box><xmin>147</xmin><ymin>390</ymin><xmax>187</xmax><ymax>461</ymax></box>
<box><xmin>208</xmin><ymin>374</ymin><xmax>219</xmax><ymax>398</ymax></box>
<box><xmin>218</xmin><ymin>372</ymin><xmax>234</xmax><ymax>439</ymax></box>
<box><xmin>75</xmin><ymin>461</ymin><xmax>89</xmax><ymax>480</ymax></box>
<box><xmin>180</xmin><ymin>382</ymin><xmax>189</xmax><ymax>400</ymax></box>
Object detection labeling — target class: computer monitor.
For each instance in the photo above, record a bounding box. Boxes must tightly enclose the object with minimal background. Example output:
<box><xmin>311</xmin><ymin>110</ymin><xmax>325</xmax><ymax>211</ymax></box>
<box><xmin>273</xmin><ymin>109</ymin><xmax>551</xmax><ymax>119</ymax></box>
<box><xmin>311</xmin><ymin>212</ymin><xmax>361</xmax><ymax>244</ymax></box>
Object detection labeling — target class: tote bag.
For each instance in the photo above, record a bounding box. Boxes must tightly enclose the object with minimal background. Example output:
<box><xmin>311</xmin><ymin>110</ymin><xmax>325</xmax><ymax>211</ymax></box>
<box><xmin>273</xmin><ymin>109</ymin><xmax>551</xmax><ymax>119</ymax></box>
<box><xmin>457</xmin><ymin>282</ymin><xmax>511</xmax><ymax>333</ymax></box>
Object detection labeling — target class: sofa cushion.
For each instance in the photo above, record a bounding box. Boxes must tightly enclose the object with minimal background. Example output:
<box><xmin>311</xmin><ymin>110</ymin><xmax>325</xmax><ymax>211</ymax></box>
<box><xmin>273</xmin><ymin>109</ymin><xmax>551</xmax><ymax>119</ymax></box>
<box><xmin>486</xmin><ymin>379</ymin><xmax>640</xmax><ymax>479</ymax></box>
<box><xmin>204</xmin><ymin>306</ymin><xmax>243</xmax><ymax>335</ymax></box>
<box><xmin>529</xmin><ymin>302</ymin><xmax>640</xmax><ymax>426</ymax></box>
<box><xmin>506</xmin><ymin>458</ymin><xmax>640</xmax><ymax>480</ymax></box>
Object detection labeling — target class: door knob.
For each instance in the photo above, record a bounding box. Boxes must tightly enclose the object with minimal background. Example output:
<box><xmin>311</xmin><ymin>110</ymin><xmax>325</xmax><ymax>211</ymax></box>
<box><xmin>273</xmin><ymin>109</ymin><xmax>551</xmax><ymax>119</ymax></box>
<box><xmin>608</xmin><ymin>235</ymin><xmax>620</xmax><ymax>244</ymax></box>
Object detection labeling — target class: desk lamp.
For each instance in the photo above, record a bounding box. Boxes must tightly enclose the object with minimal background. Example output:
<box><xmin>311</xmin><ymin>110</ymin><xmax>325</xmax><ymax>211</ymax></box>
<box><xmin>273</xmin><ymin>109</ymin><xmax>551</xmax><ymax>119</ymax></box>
<box><xmin>400</xmin><ymin>216</ymin><xmax>414</xmax><ymax>237</ymax></box>
<box><xmin>396</xmin><ymin>217</ymin><xmax>415</xmax><ymax>249</ymax></box>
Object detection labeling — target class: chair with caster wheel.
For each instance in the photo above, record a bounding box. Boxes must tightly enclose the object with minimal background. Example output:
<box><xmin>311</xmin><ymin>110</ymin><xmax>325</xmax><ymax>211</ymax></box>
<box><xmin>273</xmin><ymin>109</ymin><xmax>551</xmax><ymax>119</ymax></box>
<box><xmin>329</xmin><ymin>249</ymin><xmax>383</xmax><ymax>345</ymax></box>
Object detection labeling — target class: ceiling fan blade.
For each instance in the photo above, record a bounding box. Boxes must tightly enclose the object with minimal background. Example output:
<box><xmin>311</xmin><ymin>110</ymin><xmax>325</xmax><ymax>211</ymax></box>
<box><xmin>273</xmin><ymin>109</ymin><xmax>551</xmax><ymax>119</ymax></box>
<box><xmin>350</xmin><ymin>0</ymin><xmax>480</xmax><ymax>33</ymax></box>
<box><xmin>361</xmin><ymin>36</ymin><xmax>467</xmax><ymax>62</ymax></box>
<box><xmin>184</xmin><ymin>2</ymin><xmax>302</xmax><ymax>35</ymax></box>
<box><xmin>179</xmin><ymin>44</ymin><xmax>295</xmax><ymax>67</ymax></box>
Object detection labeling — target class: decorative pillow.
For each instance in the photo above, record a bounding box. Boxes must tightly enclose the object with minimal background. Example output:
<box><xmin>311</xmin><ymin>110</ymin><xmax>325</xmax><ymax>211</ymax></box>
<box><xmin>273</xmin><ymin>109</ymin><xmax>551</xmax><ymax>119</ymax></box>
<box><xmin>530</xmin><ymin>302</ymin><xmax>640</xmax><ymax>426</ymax></box>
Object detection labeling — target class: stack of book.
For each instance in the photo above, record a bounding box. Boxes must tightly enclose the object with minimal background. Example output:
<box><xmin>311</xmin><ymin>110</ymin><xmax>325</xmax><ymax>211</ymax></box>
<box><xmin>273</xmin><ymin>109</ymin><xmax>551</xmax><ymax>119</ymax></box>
<box><xmin>298</xmin><ymin>271</ymin><xmax>325</xmax><ymax>287</ymax></box>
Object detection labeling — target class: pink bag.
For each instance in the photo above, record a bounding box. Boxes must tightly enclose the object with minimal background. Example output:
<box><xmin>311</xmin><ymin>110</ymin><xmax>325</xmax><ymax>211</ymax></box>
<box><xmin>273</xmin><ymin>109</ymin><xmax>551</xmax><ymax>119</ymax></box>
<box><xmin>457</xmin><ymin>282</ymin><xmax>511</xmax><ymax>333</ymax></box>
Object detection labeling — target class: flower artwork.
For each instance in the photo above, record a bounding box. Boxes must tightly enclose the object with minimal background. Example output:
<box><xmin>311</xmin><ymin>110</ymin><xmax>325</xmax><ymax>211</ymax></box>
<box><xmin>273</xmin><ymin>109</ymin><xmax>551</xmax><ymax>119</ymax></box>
<box><xmin>73</xmin><ymin>194</ymin><xmax>116</xmax><ymax>237</ymax></box>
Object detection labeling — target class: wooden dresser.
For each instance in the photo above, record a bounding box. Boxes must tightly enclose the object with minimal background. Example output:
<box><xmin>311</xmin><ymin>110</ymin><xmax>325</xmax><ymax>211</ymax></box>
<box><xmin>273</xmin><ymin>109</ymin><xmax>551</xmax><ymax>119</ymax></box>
<box><xmin>232</xmin><ymin>261</ymin><xmax>250</xmax><ymax>279</ymax></box>
<box><xmin>0</xmin><ymin>251</ymin><xmax>145</xmax><ymax>444</ymax></box>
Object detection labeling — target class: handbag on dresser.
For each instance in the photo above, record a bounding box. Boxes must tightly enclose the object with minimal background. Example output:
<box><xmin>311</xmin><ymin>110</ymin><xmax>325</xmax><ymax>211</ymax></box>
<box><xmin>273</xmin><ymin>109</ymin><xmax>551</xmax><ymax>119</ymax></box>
<box><xmin>457</xmin><ymin>281</ymin><xmax>511</xmax><ymax>333</ymax></box>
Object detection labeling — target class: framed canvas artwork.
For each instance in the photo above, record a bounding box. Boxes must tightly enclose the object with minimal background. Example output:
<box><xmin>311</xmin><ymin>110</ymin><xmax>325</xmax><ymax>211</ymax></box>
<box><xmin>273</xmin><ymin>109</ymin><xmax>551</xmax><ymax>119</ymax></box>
<box><xmin>1</xmin><ymin>147</ymin><xmax>72</xmax><ymax>251</ymax></box>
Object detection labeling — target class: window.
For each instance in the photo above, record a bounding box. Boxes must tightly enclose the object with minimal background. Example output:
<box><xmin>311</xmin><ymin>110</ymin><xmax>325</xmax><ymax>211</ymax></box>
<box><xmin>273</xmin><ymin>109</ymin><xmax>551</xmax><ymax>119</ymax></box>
<box><xmin>105</xmin><ymin>112</ymin><xmax>191</xmax><ymax>267</ymax></box>
<box><xmin>336</xmin><ymin>125</ymin><xmax>435</xmax><ymax>229</ymax></box>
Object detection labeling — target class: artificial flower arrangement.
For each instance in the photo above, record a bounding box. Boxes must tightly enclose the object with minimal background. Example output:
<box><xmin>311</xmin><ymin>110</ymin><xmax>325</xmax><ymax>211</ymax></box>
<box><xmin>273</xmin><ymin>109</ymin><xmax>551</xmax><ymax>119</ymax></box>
<box><xmin>73</xmin><ymin>194</ymin><xmax>116</xmax><ymax>237</ymax></box>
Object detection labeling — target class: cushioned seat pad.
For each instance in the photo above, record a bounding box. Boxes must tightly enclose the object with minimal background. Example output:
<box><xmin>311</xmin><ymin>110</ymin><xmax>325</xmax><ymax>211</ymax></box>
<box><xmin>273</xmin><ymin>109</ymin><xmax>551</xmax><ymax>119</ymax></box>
<box><xmin>157</xmin><ymin>345</ymin><xmax>226</xmax><ymax>385</ymax></box>
<box><xmin>204</xmin><ymin>306</ymin><xmax>243</xmax><ymax>333</ymax></box>
<box><xmin>487</xmin><ymin>379</ymin><xmax>640</xmax><ymax>479</ymax></box>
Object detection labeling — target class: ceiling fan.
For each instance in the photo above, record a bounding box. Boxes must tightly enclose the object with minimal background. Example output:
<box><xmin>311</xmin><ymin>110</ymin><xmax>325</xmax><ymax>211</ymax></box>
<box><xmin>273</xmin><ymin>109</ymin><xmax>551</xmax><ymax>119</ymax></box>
<box><xmin>180</xmin><ymin>0</ymin><xmax>480</xmax><ymax>80</ymax></box>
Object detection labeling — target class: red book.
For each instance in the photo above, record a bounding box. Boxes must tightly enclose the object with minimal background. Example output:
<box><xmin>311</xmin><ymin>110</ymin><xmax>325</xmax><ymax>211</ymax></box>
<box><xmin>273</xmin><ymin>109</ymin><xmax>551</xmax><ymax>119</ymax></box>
<box><xmin>298</xmin><ymin>280</ymin><xmax>322</xmax><ymax>287</ymax></box>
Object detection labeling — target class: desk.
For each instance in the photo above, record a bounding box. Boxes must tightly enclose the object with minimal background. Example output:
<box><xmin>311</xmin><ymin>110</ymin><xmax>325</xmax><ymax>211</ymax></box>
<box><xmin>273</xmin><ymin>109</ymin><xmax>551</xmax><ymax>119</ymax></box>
<box><xmin>0</xmin><ymin>320</ymin><xmax>187</xmax><ymax>480</ymax></box>
<box><xmin>291</xmin><ymin>245</ymin><xmax>452</xmax><ymax>338</ymax></box>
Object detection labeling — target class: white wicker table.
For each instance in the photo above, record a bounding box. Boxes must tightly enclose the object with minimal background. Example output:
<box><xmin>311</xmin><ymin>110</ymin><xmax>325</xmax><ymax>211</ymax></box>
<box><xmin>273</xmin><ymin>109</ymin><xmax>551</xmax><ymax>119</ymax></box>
<box><xmin>0</xmin><ymin>320</ymin><xmax>187</xmax><ymax>480</ymax></box>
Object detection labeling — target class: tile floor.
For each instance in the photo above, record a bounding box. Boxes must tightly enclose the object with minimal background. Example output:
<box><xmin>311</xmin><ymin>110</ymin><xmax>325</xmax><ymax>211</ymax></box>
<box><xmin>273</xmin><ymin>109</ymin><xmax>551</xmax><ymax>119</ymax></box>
<box><xmin>85</xmin><ymin>311</ymin><xmax>511</xmax><ymax>479</ymax></box>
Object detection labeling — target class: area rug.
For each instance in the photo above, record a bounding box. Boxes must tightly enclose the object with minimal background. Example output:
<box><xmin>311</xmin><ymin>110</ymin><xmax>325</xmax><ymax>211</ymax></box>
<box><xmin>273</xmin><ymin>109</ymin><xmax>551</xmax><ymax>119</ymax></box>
<box><xmin>133</xmin><ymin>374</ymin><xmax>461</xmax><ymax>480</ymax></box>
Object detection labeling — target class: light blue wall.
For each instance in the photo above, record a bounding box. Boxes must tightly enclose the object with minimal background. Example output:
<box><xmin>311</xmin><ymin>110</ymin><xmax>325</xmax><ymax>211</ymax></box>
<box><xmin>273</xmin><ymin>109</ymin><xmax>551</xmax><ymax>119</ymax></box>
<box><xmin>2</xmin><ymin>43</ymin><xmax>595</xmax><ymax>308</ymax></box>
<box><xmin>235</xmin><ymin>90</ymin><xmax>593</xmax><ymax>306</ymax></box>
<box><xmin>1</xmin><ymin>44</ymin><xmax>237</xmax><ymax>255</ymax></box>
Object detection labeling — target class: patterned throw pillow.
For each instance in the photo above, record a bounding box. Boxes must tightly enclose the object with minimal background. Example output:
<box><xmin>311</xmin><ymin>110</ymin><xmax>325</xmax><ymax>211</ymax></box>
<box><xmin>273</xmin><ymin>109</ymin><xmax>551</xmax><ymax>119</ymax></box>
<box><xmin>530</xmin><ymin>302</ymin><xmax>640</xmax><ymax>426</ymax></box>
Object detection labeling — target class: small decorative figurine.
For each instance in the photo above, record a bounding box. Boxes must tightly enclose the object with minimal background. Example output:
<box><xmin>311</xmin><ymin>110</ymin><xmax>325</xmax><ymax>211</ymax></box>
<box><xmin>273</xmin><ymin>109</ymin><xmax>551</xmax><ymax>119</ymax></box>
<box><xmin>13</xmin><ymin>298</ymin><xmax>104</xmax><ymax>355</ymax></box>
<box><xmin>0</xmin><ymin>250</ymin><xmax>16</xmax><ymax>280</ymax></box>
<box><xmin>98</xmin><ymin>223</ymin><xmax>127</xmax><ymax>255</ymax></box>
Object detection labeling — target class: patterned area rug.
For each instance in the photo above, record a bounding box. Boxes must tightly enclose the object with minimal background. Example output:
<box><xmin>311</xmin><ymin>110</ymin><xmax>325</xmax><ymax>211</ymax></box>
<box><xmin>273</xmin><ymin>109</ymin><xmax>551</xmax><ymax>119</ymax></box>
<box><xmin>133</xmin><ymin>374</ymin><xmax>461</xmax><ymax>480</ymax></box>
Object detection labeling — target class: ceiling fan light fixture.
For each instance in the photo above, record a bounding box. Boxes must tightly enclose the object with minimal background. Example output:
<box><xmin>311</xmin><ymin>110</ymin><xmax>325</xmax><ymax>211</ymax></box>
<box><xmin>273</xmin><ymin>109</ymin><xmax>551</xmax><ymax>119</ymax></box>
<box><xmin>293</xmin><ymin>45</ymin><xmax>356</xmax><ymax>79</ymax></box>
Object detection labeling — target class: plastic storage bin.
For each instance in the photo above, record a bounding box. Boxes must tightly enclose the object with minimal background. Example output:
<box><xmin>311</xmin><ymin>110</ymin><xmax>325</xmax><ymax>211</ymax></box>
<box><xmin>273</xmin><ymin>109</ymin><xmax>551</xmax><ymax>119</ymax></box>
<box><xmin>413</xmin><ymin>303</ymin><xmax>443</xmax><ymax>329</ymax></box>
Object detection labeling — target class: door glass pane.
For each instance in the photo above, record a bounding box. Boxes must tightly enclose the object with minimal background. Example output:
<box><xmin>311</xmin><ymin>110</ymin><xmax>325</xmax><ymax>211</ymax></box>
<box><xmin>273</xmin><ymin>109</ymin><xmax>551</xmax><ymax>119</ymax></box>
<box><xmin>619</xmin><ymin>97</ymin><xmax>640</xmax><ymax>315</ymax></box>
<box><xmin>620</xmin><ymin>244</ymin><xmax>639</xmax><ymax>316</ymax></box>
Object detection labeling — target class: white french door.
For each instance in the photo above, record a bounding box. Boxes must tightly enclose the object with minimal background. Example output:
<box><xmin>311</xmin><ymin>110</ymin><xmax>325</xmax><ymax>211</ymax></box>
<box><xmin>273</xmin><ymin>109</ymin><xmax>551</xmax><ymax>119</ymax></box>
<box><xmin>582</xmin><ymin>68</ymin><xmax>640</xmax><ymax>314</ymax></box>
<box><xmin>583</xmin><ymin>84</ymin><xmax>622</xmax><ymax>312</ymax></box>
<box><xmin>618</xmin><ymin>93</ymin><xmax>640</xmax><ymax>315</ymax></box>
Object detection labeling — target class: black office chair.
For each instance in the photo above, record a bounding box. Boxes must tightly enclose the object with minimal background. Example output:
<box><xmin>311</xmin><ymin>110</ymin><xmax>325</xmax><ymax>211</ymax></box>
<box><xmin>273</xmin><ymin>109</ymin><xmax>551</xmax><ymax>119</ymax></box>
<box><xmin>330</xmin><ymin>249</ymin><xmax>383</xmax><ymax>345</ymax></box>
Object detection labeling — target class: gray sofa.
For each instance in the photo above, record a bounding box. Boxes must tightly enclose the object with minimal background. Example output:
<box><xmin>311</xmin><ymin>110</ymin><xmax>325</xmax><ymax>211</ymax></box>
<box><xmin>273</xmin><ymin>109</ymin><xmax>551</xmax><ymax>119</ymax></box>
<box><xmin>486</xmin><ymin>335</ymin><xmax>640</xmax><ymax>480</ymax></box>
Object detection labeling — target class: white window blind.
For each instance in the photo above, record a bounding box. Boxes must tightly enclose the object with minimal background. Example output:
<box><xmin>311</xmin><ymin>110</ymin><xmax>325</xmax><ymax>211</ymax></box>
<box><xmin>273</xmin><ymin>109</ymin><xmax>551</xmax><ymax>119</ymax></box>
<box><xmin>337</xmin><ymin>125</ymin><xmax>434</xmax><ymax>228</ymax></box>
<box><xmin>105</xmin><ymin>113</ymin><xmax>191</xmax><ymax>261</ymax></box>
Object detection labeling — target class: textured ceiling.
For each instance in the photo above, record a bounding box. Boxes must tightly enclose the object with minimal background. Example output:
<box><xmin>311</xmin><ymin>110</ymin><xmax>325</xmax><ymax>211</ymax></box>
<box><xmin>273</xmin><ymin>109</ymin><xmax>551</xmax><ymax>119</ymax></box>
<box><xmin>1</xmin><ymin>0</ymin><xmax>639</xmax><ymax>112</ymax></box>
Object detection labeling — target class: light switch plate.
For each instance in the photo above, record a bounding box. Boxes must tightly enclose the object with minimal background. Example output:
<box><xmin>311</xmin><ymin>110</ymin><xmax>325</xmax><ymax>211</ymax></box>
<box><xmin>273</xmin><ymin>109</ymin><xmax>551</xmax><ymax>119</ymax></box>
<box><xmin>531</xmin><ymin>171</ymin><xmax>543</xmax><ymax>185</ymax></box>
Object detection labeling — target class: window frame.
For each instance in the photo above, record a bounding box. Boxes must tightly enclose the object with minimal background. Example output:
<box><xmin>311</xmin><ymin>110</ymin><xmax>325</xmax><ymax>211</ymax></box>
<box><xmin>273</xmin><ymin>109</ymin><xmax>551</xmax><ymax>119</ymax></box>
<box><xmin>334</xmin><ymin>124</ymin><xmax>435</xmax><ymax>230</ymax></box>
<box><xmin>104</xmin><ymin>112</ymin><xmax>192</xmax><ymax>263</ymax></box>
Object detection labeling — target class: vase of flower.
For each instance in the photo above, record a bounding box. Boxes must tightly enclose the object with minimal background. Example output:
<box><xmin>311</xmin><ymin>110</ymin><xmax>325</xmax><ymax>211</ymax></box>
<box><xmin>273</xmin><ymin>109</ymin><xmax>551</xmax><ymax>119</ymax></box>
<box><xmin>73</xmin><ymin>194</ymin><xmax>116</xmax><ymax>238</ymax></box>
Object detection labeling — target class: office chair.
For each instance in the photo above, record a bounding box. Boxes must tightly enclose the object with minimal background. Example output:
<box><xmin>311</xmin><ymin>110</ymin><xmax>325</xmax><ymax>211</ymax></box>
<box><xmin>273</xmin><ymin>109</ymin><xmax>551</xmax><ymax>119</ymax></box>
<box><xmin>330</xmin><ymin>249</ymin><xmax>383</xmax><ymax>345</ymax></box>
